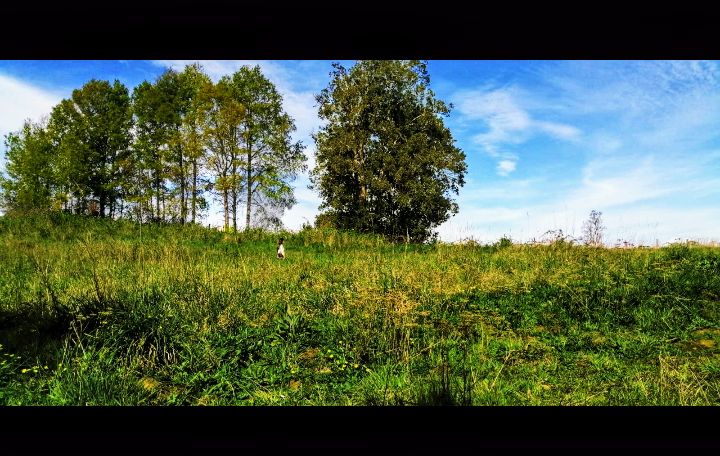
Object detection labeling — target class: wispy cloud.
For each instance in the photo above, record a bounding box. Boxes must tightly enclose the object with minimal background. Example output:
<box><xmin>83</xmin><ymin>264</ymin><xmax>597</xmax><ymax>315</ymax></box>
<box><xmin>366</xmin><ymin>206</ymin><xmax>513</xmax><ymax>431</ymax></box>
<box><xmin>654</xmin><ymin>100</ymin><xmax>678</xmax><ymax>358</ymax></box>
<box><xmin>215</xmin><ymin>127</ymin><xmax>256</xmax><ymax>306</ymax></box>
<box><xmin>457</xmin><ymin>86</ymin><xmax>531</xmax><ymax>156</ymax></box>
<box><xmin>454</xmin><ymin>85</ymin><xmax>581</xmax><ymax>176</ymax></box>
<box><xmin>563</xmin><ymin>157</ymin><xmax>676</xmax><ymax>210</ymax></box>
<box><xmin>542</xmin><ymin>60</ymin><xmax>720</xmax><ymax>120</ymax></box>
<box><xmin>591</xmin><ymin>133</ymin><xmax>623</xmax><ymax>155</ymax></box>
<box><xmin>535</xmin><ymin>121</ymin><xmax>581</xmax><ymax>142</ymax></box>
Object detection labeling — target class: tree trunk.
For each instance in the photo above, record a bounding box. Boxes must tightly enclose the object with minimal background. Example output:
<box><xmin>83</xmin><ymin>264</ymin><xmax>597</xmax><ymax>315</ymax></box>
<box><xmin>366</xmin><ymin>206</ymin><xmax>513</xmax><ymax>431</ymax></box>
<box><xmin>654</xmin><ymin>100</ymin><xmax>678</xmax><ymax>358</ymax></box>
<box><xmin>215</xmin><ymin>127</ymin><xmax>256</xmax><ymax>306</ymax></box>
<box><xmin>232</xmin><ymin>176</ymin><xmax>238</xmax><ymax>232</ymax></box>
<box><xmin>223</xmin><ymin>190</ymin><xmax>229</xmax><ymax>230</ymax></box>
<box><xmin>99</xmin><ymin>194</ymin><xmax>106</xmax><ymax>218</ymax></box>
<box><xmin>179</xmin><ymin>143</ymin><xmax>186</xmax><ymax>225</ymax></box>
<box><xmin>191</xmin><ymin>158</ymin><xmax>197</xmax><ymax>224</ymax></box>
<box><xmin>154</xmin><ymin>162</ymin><xmax>161</xmax><ymax>221</ymax></box>
<box><xmin>246</xmin><ymin>148</ymin><xmax>252</xmax><ymax>230</ymax></box>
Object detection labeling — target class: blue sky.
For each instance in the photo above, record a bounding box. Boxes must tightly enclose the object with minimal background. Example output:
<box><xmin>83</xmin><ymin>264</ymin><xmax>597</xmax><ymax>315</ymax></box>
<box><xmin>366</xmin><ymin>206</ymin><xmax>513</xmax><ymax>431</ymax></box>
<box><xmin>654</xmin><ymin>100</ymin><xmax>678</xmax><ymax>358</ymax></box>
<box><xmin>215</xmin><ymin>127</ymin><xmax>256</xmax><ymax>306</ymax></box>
<box><xmin>1</xmin><ymin>60</ymin><xmax>719</xmax><ymax>245</ymax></box>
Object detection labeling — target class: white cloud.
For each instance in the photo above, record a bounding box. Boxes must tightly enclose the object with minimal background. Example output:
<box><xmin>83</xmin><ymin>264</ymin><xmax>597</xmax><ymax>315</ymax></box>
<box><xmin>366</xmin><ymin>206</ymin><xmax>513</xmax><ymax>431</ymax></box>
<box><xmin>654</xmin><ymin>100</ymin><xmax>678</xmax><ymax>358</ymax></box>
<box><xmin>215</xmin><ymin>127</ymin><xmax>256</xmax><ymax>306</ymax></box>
<box><xmin>460</xmin><ymin>88</ymin><xmax>531</xmax><ymax>128</ymax></box>
<box><xmin>496</xmin><ymin>160</ymin><xmax>517</xmax><ymax>176</ymax></box>
<box><xmin>0</xmin><ymin>73</ymin><xmax>63</xmax><ymax>170</ymax></box>
<box><xmin>0</xmin><ymin>73</ymin><xmax>62</xmax><ymax>141</ymax></box>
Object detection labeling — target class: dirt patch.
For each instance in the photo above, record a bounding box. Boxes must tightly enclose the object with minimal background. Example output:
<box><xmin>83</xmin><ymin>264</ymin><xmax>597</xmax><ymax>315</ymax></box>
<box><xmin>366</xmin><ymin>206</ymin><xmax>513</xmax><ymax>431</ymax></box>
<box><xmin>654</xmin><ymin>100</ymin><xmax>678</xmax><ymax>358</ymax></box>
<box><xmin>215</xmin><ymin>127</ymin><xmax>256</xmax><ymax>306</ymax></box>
<box><xmin>585</xmin><ymin>331</ymin><xmax>608</xmax><ymax>345</ymax></box>
<box><xmin>140</xmin><ymin>377</ymin><xmax>161</xmax><ymax>390</ymax></box>
<box><xmin>678</xmin><ymin>339</ymin><xmax>717</xmax><ymax>351</ymax></box>
<box><xmin>691</xmin><ymin>329</ymin><xmax>720</xmax><ymax>337</ymax></box>
<box><xmin>298</xmin><ymin>348</ymin><xmax>321</xmax><ymax>361</ymax></box>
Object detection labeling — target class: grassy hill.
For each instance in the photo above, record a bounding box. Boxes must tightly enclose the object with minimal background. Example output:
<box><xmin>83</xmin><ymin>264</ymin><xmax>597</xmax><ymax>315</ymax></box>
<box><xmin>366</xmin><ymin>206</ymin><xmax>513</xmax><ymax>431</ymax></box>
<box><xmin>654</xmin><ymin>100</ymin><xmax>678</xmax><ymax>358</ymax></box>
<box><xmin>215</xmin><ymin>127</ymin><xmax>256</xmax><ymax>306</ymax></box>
<box><xmin>1</xmin><ymin>213</ymin><xmax>719</xmax><ymax>405</ymax></box>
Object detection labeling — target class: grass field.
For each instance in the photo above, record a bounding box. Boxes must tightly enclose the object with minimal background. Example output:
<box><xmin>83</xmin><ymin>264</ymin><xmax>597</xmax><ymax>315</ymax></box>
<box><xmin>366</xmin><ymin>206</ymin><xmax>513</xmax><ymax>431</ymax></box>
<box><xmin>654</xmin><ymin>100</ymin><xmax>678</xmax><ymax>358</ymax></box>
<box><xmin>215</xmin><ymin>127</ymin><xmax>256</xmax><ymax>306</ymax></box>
<box><xmin>1</xmin><ymin>213</ymin><xmax>719</xmax><ymax>405</ymax></box>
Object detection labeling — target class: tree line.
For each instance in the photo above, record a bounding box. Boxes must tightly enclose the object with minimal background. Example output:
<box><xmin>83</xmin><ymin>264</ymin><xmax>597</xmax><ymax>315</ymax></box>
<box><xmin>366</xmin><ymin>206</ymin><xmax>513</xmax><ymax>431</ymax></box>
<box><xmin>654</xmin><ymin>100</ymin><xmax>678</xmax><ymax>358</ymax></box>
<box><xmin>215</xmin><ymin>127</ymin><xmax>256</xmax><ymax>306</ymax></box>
<box><xmin>0</xmin><ymin>63</ymin><xmax>306</xmax><ymax>231</ymax></box>
<box><xmin>2</xmin><ymin>60</ymin><xmax>468</xmax><ymax>242</ymax></box>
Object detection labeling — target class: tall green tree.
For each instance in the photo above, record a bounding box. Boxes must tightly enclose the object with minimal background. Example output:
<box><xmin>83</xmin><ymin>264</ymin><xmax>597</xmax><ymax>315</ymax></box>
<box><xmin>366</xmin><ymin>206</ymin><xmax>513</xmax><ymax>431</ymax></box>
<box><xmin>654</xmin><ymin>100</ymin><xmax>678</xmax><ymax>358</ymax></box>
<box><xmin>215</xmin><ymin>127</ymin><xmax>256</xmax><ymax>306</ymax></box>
<box><xmin>132</xmin><ymin>79</ymin><xmax>169</xmax><ymax>221</ymax></box>
<box><xmin>310</xmin><ymin>60</ymin><xmax>467</xmax><ymax>242</ymax></box>
<box><xmin>153</xmin><ymin>69</ymin><xmax>188</xmax><ymax>223</ymax></box>
<box><xmin>197</xmin><ymin>78</ymin><xmax>246</xmax><ymax>230</ymax></box>
<box><xmin>179</xmin><ymin>64</ymin><xmax>212</xmax><ymax>224</ymax></box>
<box><xmin>0</xmin><ymin>117</ymin><xmax>57</xmax><ymax>214</ymax></box>
<box><xmin>48</xmin><ymin>79</ymin><xmax>133</xmax><ymax>217</ymax></box>
<box><xmin>48</xmin><ymin>98</ymin><xmax>93</xmax><ymax>214</ymax></box>
<box><xmin>228</xmin><ymin>66</ymin><xmax>306</xmax><ymax>230</ymax></box>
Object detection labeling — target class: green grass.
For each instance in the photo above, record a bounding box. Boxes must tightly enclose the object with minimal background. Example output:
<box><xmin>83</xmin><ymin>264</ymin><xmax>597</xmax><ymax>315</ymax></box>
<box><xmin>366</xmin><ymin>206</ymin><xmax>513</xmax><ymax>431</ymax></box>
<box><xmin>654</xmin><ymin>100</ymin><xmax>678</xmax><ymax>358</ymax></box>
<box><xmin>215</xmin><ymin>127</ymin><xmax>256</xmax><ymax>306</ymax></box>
<box><xmin>1</xmin><ymin>212</ymin><xmax>719</xmax><ymax>405</ymax></box>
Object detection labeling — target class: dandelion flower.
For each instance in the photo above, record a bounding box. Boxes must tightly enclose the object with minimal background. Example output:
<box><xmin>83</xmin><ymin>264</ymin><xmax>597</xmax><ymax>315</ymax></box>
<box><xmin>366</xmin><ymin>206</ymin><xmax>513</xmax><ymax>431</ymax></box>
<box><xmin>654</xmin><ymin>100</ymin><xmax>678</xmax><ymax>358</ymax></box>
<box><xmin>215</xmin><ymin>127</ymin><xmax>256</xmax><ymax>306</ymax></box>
<box><xmin>44</xmin><ymin>366</ymin><xmax>48</xmax><ymax>369</ymax></box>
<box><xmin>291</xmin><ymin>370</ymin><xmax>296</xmax><ymax>374</ymax></box>
<box><xmin>58</xmin><ymin>363</ymin><xmax>62</xmax><ymax>367</ymax></box>
<box><xmin>366</xmin><ymin>368</ymin><xmax>371</xmax><ymax>373</ymax></box>
<box><xmin>329</xmin><ymin>354</ymin><xmax>334</xmax><ymax>358</ymax></box>
<box><xmin>22</xmin><ymin>369</ymin><xmax>28</xmax><ymax>373</ymax></box>
<box><xmin>354</xmin><ymin>364</ymin><xmax>359</xmax><ymax>368</ymax></box>
<box><xmin>327</xmin><ymin>349</ymin><xmax>331</xmax><ymax>353</ymax></box>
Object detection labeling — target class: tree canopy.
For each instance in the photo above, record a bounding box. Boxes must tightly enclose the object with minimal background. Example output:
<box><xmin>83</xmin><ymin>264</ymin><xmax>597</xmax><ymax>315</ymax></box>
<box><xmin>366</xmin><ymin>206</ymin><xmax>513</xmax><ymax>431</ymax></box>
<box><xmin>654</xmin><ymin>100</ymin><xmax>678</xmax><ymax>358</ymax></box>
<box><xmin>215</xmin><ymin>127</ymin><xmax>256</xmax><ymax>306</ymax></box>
<box><xmin>310</xmin><ymin>60</ymin><xmax>467</xmax><ymax>242</ymax></box>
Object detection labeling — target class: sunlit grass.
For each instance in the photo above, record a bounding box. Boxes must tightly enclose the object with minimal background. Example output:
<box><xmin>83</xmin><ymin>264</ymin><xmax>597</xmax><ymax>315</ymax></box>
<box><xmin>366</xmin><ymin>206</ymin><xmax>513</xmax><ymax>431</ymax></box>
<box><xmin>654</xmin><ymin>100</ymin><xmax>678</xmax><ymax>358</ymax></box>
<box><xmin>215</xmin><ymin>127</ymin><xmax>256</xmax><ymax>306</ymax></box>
<box><xmin>1</xmin><ymin>213</ymin><xmax>719</xmax><ymax>405</ymax></box>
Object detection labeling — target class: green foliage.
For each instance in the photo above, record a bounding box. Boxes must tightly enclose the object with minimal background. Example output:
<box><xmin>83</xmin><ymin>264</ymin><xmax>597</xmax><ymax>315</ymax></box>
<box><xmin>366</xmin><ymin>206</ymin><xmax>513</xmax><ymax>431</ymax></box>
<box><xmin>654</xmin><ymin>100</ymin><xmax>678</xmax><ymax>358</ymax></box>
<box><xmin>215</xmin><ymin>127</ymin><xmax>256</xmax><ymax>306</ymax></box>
<box><xmin>494</xmin><ymin>236</ymin><xmax>513</xmax><ymax>250</ymax></box>
<box><xmin>311</xmin><ymin>60</ymin><xmax>467</xmax><ymax>243</ymax></box>
<box><xmin>1</xmin><ymin>119</ymin><xmax>57</xmax><ymax>214</ymax></box>
<box><xmin>46</xmin><ymin>79</ymin><xmax>133</xmax><ymax>217</ymax></box>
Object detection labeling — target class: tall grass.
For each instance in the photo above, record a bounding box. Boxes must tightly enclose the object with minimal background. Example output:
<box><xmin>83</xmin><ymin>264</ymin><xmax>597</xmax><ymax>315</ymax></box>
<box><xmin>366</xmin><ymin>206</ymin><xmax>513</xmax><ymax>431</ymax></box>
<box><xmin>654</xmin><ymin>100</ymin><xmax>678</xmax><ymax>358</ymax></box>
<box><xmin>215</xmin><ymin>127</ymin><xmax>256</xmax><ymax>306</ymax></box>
<box><xmin>1</xmin><ymin>213</ymin><xmax>719</xmax><ymax>405</ymax></box>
